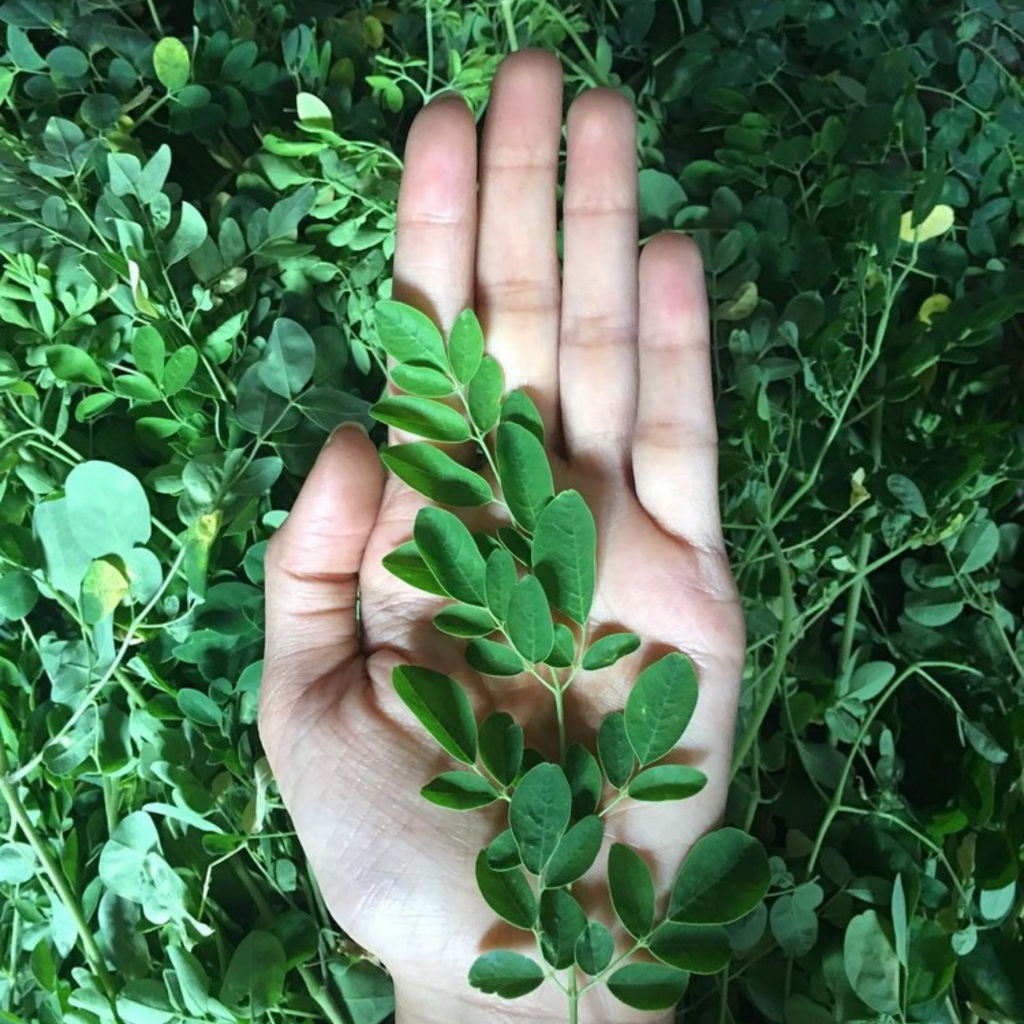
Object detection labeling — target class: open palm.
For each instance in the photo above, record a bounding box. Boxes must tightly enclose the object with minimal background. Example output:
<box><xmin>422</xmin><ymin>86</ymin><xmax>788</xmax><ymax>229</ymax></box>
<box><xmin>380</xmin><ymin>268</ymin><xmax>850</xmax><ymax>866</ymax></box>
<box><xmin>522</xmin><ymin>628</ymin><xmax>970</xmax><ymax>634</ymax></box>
<box><xmin>259</xmin><ymin>51</ymin><xmax>745</xmax><ymax>1023</ymax></box>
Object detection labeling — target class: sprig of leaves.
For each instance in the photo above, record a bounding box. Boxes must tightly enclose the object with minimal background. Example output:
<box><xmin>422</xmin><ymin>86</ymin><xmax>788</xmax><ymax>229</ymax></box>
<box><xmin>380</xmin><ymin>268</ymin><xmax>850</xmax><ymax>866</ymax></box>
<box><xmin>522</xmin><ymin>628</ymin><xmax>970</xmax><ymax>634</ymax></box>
<box><xmin>370</xmin><ymin>300</ymin><xmax>770</xmax><ymax>1014</ymax></box>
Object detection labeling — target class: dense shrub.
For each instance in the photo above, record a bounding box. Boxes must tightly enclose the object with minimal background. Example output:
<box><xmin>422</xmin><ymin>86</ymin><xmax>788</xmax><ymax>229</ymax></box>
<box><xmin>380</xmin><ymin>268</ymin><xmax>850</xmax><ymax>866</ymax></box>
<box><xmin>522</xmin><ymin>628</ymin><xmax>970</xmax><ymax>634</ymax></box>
<box><xmin>0</xmin><ymin>1</ymin><xmax>1021</xmax><ymax>1022</ymax></box>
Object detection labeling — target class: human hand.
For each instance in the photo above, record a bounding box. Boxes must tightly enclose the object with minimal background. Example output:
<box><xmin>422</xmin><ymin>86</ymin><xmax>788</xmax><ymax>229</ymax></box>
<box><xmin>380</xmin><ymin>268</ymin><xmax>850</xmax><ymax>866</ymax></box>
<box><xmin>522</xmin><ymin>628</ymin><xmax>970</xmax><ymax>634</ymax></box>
<box><xmin>259</xmin><ymin>49</ymin><xmax>745</xmax><ymax>1024</ymax></box>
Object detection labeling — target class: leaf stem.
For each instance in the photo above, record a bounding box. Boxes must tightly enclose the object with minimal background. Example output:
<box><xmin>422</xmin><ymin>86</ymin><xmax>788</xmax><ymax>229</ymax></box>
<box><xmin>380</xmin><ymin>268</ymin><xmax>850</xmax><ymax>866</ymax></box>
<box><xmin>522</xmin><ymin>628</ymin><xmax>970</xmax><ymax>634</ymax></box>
<box><xmin>9</xmin><ymin>542</ymin><xmax>189</xmax><ymax>784</ymax></box>
<box><xmin>731</xmin><ymin>525</ymin><xmax>794</xmax><ymax>780</ymax></box>
<box><xmin>0</xmin><ymin>740</ymin><xmax>117</xmax><ymax>1003</ymax></box>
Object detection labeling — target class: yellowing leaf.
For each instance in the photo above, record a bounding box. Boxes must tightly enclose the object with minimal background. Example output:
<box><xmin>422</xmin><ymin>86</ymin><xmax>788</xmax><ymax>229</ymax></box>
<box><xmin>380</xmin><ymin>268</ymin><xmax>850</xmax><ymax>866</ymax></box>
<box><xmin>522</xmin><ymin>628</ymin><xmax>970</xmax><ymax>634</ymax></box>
<box><xmin>81</xmin><ymin>558</ymin><xmax>130</xmax><ymax>624</ymax></box>
<box><xmin>850</xmin><ymin>467</ymin><xmax>869</xmax><ymax>508</ymax></box>
<box><xmin>917</xmin><ymin>293</ymin><xmax>952</xmax><ymax>325</ymax></box>
<box><xmin>716</xmin><ymin>281</ymin><xmax>759</xmax><ymax>322</ymax></box>
<box><xmin>296</xmin><ymin>92</ymin><xmax>332</xmax><ymax>127</ymax></box>
<box><xmin>899</xmin><ymin>204</ymin><xmax>954</xmax><ymax>244</ymax></box>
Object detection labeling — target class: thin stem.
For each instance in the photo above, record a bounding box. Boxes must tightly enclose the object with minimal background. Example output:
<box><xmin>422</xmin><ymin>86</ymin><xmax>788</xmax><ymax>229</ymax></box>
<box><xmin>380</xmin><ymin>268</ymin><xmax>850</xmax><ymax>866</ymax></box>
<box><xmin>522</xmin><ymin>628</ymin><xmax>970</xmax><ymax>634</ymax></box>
<box><xmin>553</xmin><ymin>685</ymin><xmax>567</xmax><ymax>763</ymax></box>
<box><xmin>0</xmin><ymin>741</ymin><xmax>117</xmax><ymax>1002</ymax></box>
<box><xmin>837</xmin><ymin>362</ymin><xmax>886</xmax><ymax>671</ymax></box>
<box><xmin>9</xmin><ymin>543</ymin><xmax>189</xmax><ymax>784</ymax></box>
<box><xmin>502</xmin><ymin>0</ymin><xmax>519</xmax><ymax>50</ymax></box>
<box><xmin>731</xmin><ymin>526</ymin><xmax>794</xmax><ymax>778</ymax></box>
<box><xmin>567</xmin><ymin>965</ymin><xmax>579</xmax><ymax>1024</ymax></box>
<box><xmin>144</xmin><ymin>0</ymin><xmax>163</xmax><ymax>33</ymax></box>
<box><xmin>424</xmin><ymin>0</ymin><xmax>435</xmax><ymax>97</ymax></box>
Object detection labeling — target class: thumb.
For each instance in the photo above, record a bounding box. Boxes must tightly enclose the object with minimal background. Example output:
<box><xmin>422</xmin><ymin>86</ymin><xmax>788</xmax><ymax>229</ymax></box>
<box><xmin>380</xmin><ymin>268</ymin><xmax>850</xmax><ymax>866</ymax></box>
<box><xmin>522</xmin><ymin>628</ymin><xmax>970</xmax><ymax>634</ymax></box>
<box><xmin>261</xmin><ymin>423</ymin><xmax>384</xmax><ymax>709</ymax></box>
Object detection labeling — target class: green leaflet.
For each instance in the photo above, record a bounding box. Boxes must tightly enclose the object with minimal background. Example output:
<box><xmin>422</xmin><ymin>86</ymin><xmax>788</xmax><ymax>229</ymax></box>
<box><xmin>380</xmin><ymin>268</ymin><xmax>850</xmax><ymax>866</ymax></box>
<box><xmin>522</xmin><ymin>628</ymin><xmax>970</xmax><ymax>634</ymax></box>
<box><xmin>575</xmin><ymin>921</ymin><xmax>615</xmax><ymax>976</ymax></box>
<box><xmin>469</xmin><ymin>951</ymin><xmax>545</xmax><ymax>999</ymax></box>
<box><xmin>497</xmin><ymin>526</ymin><xmax>532</xmax><ymax>566</ymax></box>
<box><xmin>509</xmin><ymin>763</ymin><xmax>571</xmax><ymax>874</ymax></box>
<box><xmin>606</xmin><ymin>963</ymin><xmax>689</xmax><ymax>1011</ymax></box>
<box><xmin>648</xmin><ymin>922</ymin><xmax>732</xmax><ymax>975</ymax></box>
<box><xmin>475</xmin><ymin>851</ymin><xmax>536</xmax><ymax>930</ymax></box>
<box><xmin>668</xmin><ymin>827</ymin><xmax>770</xmax><ymax>925</ymax></box>
<box><xmin>467</xmin><ymin>354</ymin><xmax>503</xmax><ymax>432</ymax></box>
<box><xmin>624</xmin><ymin>652</ymin><xmax>699</xmax><ymax>766</ymax></box>
<box><xmin>505</xmin><ymin>574</ymin><xmax>555</xmax><ymax>662</ymax></box>
<box><xmin>380</xmin><ymin>443</ymin><xmax>492</xmax><ymax>506</ymax></box>
<box><xmin>420</xmin><ymin>772</ymin><xmax>500</xmax><ymax>810</ymax></box>
<box><xmin>466</xmin><ymin>637</ymin><xmax>524</xmax><ymax>676</ymax></box>
<box><xmin>539</xmin><ymin>889</ymin><xmax>588</xmax><ymax>969</ymax></box>
<box><xmin>414</xmin><ymin>506</ymin><xmax>487</xmax><ymax>605</ymax></box>
<box><xmin>447</xmin><ymin>308</ymin><xmax>484</xmax><ymax>384</ymax></box>
<box><xmin>544</xmin><ymin>623</ymin><xmax>577</xmax><ymax>669</ymax></box>
<box><xmin>532</xmin><ymin>490</ymin><xmax>596</xmax><ymax>625</ymax></box>
<box><xmin>390</xmin><ymin>362</ymin><xmax>454</xmax><ymax>397</ymax></box>
<box><xmin>484</xmin><ymin>547</ymin><xmax>517</xmax><ymax>622</ymax></box>
<box><xmin>486</xmin><ymin>829</ymin><xmax>522</xmax><ymax>872</ymax></box>
<box><xmin>381</xmin><ymin>541</ymin><xmax>448</xmax><ymax>597</ymax></box>
<box><xmin>433</xmin><ymin>603</ymin><xmax>495</xmax><ymax>638</ymax></box>
<box><xmin>544</xmin><ymin>815</ymin><xmax>604</xmax><ymax>888</ymax></box>
<box><xmin>495</xmin><ymin>421</ymin><xmax>554</xmax><ymax>532</ymax></box>
<box><xmin>597</xmin><ymin>711</ymin><xmax>635</xmax><ymax>789</ymax></box>
<box><xmin>583</xmin><ymin>632</ymin><xmax>641</xmax><ymax>671</ymax></box>
<box><xmin>370</xmin><ymin>395</ymin><xmax>470</xmax><ymax>442</ymax></box>
<box><xmin>627</xmin><ymin>764</ymin><xmax>708</xmax><ymax>802</ymax></box>
<box><xmin>564</xmin><ymin>743</ymin><xmax>603</xmax><ymax>819</ymax></box>
<box><xmin>392</xmin><ymin>665</ymin><xmax>477</xmax><ymax>764</ymax></box>
<box><xmin>478</xmin><ymin>712</ymin><xmax>524</xmax><ymax>787</ymax></box>
<box><xmin>500</xmin><ymin>389</ymin><xmax>545</xmax><ymax>445</ymax></box>
<box><xmin>608</xmin><ymin>843</ymin><xmax>655</xmax><ymax>939</ymax></box>
<box><xmin>374</xmin><ymin>300</ymin><xmax>448</xmax><ymax>369</ymax></box>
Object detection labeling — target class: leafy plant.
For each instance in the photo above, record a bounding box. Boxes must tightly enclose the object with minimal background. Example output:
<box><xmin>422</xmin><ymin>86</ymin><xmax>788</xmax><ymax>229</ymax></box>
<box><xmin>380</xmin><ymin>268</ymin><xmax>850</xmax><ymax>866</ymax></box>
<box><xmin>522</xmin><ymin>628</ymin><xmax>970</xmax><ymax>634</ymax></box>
<box><xmin>370</xmin><ymin>299</ymin><xmax>771</xmax><ymax>1016</ymax></box>
<box><xmin>0</xmin><ymin>1</ymin><xmax>1022</xmax><ymax>1024</ymax></box>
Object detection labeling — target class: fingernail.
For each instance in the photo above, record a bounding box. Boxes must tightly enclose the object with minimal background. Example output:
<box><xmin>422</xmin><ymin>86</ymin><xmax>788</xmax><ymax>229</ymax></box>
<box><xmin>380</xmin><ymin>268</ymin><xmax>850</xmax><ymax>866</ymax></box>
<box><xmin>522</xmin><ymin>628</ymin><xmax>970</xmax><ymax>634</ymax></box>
<box><xmin>328</xmin><ymin>421</ymin><xmax>370</xmax><ymax>444</ymax></box>
<box><xmin>431</xmin><ymin>90</ymin><xmax>466</xmax><ymax>108</ymax></box>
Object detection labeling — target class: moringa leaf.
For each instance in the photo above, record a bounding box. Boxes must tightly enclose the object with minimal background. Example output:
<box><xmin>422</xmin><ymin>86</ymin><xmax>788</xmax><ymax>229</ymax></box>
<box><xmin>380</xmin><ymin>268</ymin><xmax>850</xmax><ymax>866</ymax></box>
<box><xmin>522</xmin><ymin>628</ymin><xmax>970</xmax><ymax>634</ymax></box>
<box><xmin>500</xmin><ymin>389</ymin><xmax>545</xmax><ymax>445</ymax></box>
<box><xmin>475</xmin><ymin>851</ymin><xmax>536</xmax><ymax>930</ymax></box>
<box><xmin>624</xmin><ymin>652</ymin><xmax>699</xmax><ymax>766</ymax></box>
<box><xmin>627</xmin><ymin>765</ymin><xmax>708</xmax><ymax>802</ymax></box>
<box><xmin>381</xmin><ymin>541</ymin><xmax>448</xmax><ymax>597</ymax></box>
<box><xmin>575</xmin><ymin>921</ymin><xmax>615</xmax><ymax>975</ymax></box>
<box><xmin>597</xmin><ymin>711</ymin><xmax>635</xmax><ymax>789</ymax></box>
<box><xmin>583</xmin><ymin>632</ymin><xmax>641</xmax><ymax>671</ymax></box>
<box><xmin>370</xmin><ymin>395</ymin><xmax>470</xmax><ymax>442</ymax></box>
<box><xmin>539</xmin><ymin>888</ymin><xmax>588</xmax><ymax>969</ymax></box>
<box><xmin>414</xmin><ymin>506</ymin><xmax>487</xmax><ymax>605</ymax></box>
<box><xmin>607</xmin><ymin>963</ymin><xmax>689</xmax><ymax>1011</ymax></box>
<box><xmin>668</xmin><ymin>828</ymin><xmax>770</xmax><ymax>925</ymax></box>
<box><xmin>448</xmin><ymin>308</ymin><xmax>484</xmax><ymax>384</ymax></box>
<box><xmin>390</xmin><ymin>362</ymin><xmax>454</xmax><ymax>397</ymax></box>
<box><xmin>466</xmin><ymin>637</ymin><xmax>524</xmax><ymax>677</ymax></box>
<box><xmin>467</xmin><ymin>355</ymin><xmax>503</xmax><ymax>433</ymax></box>
<box><xmin>469</xmin><ymin>951</ymin><xmax>544</xmax><ymax>998</ymax></box>
<box><xmin>532</xmin><ymin>490</ymin><xmax>596</xmax><ymax>625</ymax></box>
<box><xmin>374</xmin><ymin>300</ymin><xmax>448</xmax><ymax>369</ymax></box>
<box><xmin>392</xmin><ymin>665</ymin><xmax>477</xmax><ymax>764</ymax></box>
<box><xmin>510</xmin><ymin>763</ymin><xmax>571</xmax><ymax>874</ymax></box>
<box><xmin>420</xmin><ymin>772</ymin><xmax>499</xmax><ymax>810</ymax></box>
<box><xmin>495</xmin><ymin>422</ymin><xmax>554</xmax><ymax>532</ymax></box>
<box><xmin>484</xmin><ymin>547</ymin><xmax>518</xmax><ymax>622</ymax></box>
<box><xmin>433</xmin><ymin>603</ymin><xmax>495</xmax><ymax>638</ymax></box>
<box><xmin>608</xmin><ymin>843</ymin><xmax>655</xmax><ymax>939</ymax></box>
<box><xmin>381</xmin><ymin>443</ymin><xmax>492</xmax><ymax>506</ymax></box>
<box><xmin>478</xmin><ymin>712</ymin><xmax>524</xmax><ymax>787</ymax></box>
<box><xmin>544</xmin><ymin>815</ymin><xmax>604</xmax><ymax>888</ymax></box>
<box><xmin>505</xmin><ymin>574</ymin><xmax>554</xmax><ymax>663</ymax></box>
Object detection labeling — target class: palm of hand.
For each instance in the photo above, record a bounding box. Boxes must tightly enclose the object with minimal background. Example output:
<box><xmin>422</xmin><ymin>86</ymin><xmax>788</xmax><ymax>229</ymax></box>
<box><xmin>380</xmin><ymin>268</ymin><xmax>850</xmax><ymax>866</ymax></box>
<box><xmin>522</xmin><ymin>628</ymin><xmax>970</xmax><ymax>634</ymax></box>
<box><xmin>260</xmin><ymin>51</ymin><xmax>744</xmax><ymax>1023</ymax></box>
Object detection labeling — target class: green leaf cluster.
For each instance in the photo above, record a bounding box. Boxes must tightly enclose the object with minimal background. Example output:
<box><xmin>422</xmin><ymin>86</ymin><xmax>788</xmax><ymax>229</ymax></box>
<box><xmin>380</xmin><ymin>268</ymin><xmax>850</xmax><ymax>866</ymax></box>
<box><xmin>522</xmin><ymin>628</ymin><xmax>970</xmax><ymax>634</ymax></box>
<box><xmin>2</xmin><ymin>3</ymin><xmax>1022</xmax><ymax>1024</ymax></box>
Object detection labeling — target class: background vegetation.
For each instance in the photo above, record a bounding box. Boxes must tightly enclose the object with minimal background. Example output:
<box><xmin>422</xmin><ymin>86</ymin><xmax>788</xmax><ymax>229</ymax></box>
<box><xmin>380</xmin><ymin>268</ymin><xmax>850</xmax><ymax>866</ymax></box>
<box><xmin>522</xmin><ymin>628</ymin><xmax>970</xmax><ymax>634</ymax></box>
<box><xmin>0</xmin><ymin>1</ymin><xmax>1022</xmax><ymax>1022</ymax></box>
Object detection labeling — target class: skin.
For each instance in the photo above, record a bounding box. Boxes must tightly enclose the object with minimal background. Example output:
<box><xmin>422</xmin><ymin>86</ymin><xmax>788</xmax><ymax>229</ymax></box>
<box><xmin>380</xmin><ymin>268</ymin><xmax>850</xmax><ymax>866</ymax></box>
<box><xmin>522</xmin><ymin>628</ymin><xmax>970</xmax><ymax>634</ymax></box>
<box><xmin>259</xmin><ymin>50</ymin><xmax>745</xmax><ymax>1024</ymax></box>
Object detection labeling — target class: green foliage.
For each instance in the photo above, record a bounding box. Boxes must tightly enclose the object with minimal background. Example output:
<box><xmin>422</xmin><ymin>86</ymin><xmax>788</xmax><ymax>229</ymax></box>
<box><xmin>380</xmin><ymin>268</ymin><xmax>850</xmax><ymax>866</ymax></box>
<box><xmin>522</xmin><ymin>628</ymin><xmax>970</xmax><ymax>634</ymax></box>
<box><xmin>2</xmin><ymin>1</ymin><xmax>1022</xmax><ymax>1023</ymax></box>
